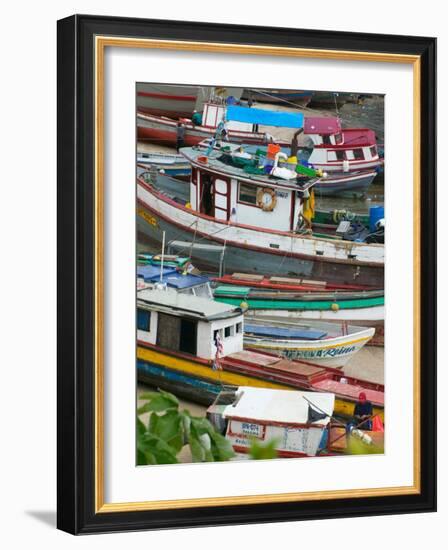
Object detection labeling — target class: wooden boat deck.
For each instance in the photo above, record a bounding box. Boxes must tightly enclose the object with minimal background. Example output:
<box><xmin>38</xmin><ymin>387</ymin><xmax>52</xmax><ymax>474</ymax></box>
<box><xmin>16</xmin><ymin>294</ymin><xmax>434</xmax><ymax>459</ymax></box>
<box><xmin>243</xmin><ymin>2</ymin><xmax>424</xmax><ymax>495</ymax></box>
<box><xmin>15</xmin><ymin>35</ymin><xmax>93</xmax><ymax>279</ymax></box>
<box><xmin>223</xmin><ymin>350</ymin><xmax>384</xmax><ymax>407</ymax></box>
<box><xmin>313</xmin><ymin>379</ymin><xmax>384</xmax><ymax>406</ymax></box>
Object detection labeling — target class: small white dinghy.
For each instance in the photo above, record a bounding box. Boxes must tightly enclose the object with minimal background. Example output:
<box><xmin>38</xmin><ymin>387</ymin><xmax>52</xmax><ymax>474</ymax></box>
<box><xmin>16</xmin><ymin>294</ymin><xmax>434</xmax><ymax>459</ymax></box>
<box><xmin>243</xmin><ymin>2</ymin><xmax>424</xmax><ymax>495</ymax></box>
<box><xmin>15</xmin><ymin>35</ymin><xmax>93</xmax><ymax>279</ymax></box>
<box><xmin>243</xmin><ymin>319</ymin><xmax>374</xmax><ymax>368</ymax></box>
<box><xmin>208</xmin><ymin>386</ymin><xmax>335</xmax><ymax>458</ymax></box>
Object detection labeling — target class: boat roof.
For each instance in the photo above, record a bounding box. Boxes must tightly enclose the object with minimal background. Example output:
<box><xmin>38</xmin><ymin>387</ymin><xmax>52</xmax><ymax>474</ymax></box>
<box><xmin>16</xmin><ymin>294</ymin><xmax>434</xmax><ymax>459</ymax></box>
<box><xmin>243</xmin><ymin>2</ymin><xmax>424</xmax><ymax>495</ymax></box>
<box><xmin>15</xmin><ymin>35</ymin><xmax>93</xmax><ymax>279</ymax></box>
<box><xmin>138</xmin><ymin>288</ymin><xmax>243</xmax><ymax>321</ymax></box>
<box><xmin>226</xmin><ymin>104</ymin><xmax>304</xmax><ymax>128</ymax></box>
<box><xmin>137</xmin><ymin>265</ymin><xmax>210</xmax><ymax>289</ymax></box>
<box><xmin>181</xmin><ymin>147</ymin><xmax>318</xmax><ymax>192</ymax></box>
<box><xmin>223</xmin><ymin>386</ymin><xmax>334</xmax><ymax>426</ymax></box>
<box><xmin>304</xmin><ymin>117</ymin><xmax>342</xmax><ymax>135</ymax></box>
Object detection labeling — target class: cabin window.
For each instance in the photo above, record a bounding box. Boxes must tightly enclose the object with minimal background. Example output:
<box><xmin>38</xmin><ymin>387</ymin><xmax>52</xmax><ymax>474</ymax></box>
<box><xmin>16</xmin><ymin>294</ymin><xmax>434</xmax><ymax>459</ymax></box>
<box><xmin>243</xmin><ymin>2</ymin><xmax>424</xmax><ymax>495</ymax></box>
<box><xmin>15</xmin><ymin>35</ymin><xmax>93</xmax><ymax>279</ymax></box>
<box><xmin>238</xmin><ymin>183</ymin><xmax>258</xmax><ymax>206</ymax></box>
<box><xmin>370</xmin><ymin>145</ymin><xmax>377</xmax><ymax>157</ymax></box>
<box><xmin>224</xmin><ymin>325</ymin><xmax>234</xmax><ymax>338</ymax></box>
<box><xmin>137</xmin><ymin>309</ymin><xmax>151</xmax><ymax>332</ymax></box>
<box><xmin>335</xmin><ymin>150</ymin><xmax>345</xmax><ymax>161</ymax></box>
<box><xmin>322</xmin><ymin>135</ymin><xmax>332</xmax><ymax>145</ymax></box>
<box><xmin>236</xmin><ymin>322</ymin><xmax>242</xmax><ymax>334</ymax></box>
<box><xmin>193</xmin><ymin>284</ymin><xmax>212</xmax><ymax>299</ymax></box>
<box><xmin>334</xmin><ymin>133</ymin><xmax>343</xmax><ymax>144</ymax></box>
<box><xmin>353</xmin><ymin>148</ymin><xmax>365</xmax><ymax>160</ymax></box>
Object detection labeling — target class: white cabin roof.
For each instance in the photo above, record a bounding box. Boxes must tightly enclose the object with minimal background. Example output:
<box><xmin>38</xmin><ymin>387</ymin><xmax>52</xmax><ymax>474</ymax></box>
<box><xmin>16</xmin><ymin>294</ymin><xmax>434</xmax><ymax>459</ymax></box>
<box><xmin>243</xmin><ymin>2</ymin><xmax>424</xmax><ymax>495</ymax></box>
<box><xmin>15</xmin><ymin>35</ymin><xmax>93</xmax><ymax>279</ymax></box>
<box><xmin>223</xmin><ymin>386</ymin><xmax>334</xmax><ymax>426</ymax></box>
<box><xmin>138</xmin><ymin>288</ymin><xmax>243</xmax><ymax>321</ymax></box>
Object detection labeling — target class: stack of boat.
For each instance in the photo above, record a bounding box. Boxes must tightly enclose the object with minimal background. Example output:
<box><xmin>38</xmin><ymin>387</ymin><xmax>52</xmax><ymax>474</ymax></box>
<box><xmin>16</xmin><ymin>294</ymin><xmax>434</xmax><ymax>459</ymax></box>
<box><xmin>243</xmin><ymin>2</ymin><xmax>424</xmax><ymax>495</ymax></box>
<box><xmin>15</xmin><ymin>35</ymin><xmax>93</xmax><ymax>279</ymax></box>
<box><xmin>136</xmin><ymin>88</ymin><xmax>386</xmax><ymax>457</ymax></box>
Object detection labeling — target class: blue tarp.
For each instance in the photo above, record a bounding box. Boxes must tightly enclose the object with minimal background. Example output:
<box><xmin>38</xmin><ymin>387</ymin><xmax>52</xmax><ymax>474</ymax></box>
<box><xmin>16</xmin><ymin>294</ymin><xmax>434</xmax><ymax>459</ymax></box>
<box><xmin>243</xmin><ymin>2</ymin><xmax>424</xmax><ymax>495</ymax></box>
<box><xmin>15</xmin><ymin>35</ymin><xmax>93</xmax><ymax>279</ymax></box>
<box><xmin>226</xmin><ymin>105</ymin><xmax>304</xmax><ymax>128</ymax></box>
<box><xmin>137</xmin><ymin>265</ymin><xmax>177</xmax><ymax>281</ymax></box>
<box><xmin>244</xmin><ymin>324</ymin><xmax>327</xmax><ymax>341</ymax></box>
<box><xmin>137</xmin><ymin>265</ymin><xmax>210</xmax><ymax>289</ymax></box>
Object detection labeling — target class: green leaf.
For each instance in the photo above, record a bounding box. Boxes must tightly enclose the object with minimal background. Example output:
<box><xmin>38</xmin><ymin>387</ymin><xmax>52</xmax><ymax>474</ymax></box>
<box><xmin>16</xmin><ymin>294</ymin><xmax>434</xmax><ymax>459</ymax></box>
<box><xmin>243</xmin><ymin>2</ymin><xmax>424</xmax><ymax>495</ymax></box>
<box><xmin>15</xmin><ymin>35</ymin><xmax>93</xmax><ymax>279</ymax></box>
<box><xmin>248</xmin><ymin>438</ymin><xmax>279</xmax><ymax>460</ymax></box>
<box><xmin>137</xmin><ymin>417</ymin><xmax>147</xmax><ymax>437</ymax></box>
<box><xmin>137</xmin><ymin>392</ymin><xmax>179</xmax><ymax>415</ymax></box>
<box><xmin>137</xmin><ymin>449</ymin><xmax>148</xmax><ymax>465</ymax></box>
<box><xmin>138</xmin><ymin>391</ymin><xmax>159</xmax><ymax>401</ymax></box>
<box><xmin>150</xmin><ymin>410</ymin><xmax>184</xmax><ymax>452</ymax></box>
<box><xmin>189</xmin><ymin>434</ymin><xmax>206</xmax><ymax>462</ymax></box>
<box><xmin>209</xmin><ymin>431</ymin><xmax>236</xmax><ymax>461</ymax></box>
<box><xmin>137</xmin><ymin>432</ymin><xmax>179</xmax><ymax>464</ymax></box>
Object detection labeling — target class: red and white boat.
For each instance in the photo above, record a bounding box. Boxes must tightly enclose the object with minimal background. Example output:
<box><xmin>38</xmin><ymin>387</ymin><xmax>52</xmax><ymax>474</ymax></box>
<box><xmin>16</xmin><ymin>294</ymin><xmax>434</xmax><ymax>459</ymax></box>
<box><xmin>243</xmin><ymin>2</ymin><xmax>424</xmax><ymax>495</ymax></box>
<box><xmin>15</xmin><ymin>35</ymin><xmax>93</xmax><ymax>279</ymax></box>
<box><xmin>208</xmin><ymin>386</ymin><xmax>335</xmax><ymax>458</ymax></box>
<box><xmin>137</xmin><ymin>101</ymin><xmax>290</xmax><ymax>147</ymax></box>
<box><xmin>137</xmin><ymin>146</ymin><xmax>384</xmax><ymax>287</ymax></box>
<box><xmin>136</xmin><ymin>84</ymin><xmax>243</xmax><ymax>118</ymax></box>
<box><xmin>304</xmin><ymin>117</ymin><xmax>382</xmax><ymax>173</ymax></box>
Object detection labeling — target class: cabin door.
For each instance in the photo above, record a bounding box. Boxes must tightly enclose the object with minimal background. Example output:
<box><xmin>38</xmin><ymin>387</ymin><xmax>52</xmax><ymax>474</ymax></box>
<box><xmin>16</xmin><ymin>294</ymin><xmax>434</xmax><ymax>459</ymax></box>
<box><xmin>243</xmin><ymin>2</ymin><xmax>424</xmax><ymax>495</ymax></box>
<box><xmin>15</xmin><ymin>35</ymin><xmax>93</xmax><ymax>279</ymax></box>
<box><xmin>156</xmin><ymin>313</ymin><xmax>197</xmax><ymax>355</ymax></box>
<box><xmin>199</xmin><ymin>172</ymin><xmax>214</xmax><ymax>217</ymax></box>
<box><xmin>213</xmin><ymin>177</ymin><xmax>230</xmax><ymax>221</ymax></box>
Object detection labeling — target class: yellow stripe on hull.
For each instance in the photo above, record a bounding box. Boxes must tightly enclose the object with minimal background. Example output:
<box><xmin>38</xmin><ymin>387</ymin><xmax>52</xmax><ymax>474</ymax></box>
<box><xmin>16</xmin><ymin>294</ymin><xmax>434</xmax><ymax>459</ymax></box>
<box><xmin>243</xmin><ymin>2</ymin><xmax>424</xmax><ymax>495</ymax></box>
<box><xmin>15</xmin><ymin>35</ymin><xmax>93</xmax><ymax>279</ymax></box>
<box><xmin>247</xmin><ymin>335</ymin><xmax>371</xmax><ymax>352</ymax></box>
<box><xmin>137</xmin><ymin>346</ymin><xmax>384</xmax><ymax>421</ymax></box>
<box><xmin>137</xmin><ymin>346</ymin><xmax>286</xmax><ymax>390</ymax></box>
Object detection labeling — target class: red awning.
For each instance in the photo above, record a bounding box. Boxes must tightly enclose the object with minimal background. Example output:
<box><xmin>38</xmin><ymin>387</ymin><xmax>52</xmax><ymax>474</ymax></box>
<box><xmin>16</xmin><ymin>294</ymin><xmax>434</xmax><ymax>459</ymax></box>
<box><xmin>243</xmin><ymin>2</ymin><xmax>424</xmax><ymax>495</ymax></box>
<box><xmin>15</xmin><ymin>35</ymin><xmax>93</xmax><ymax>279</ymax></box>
<box><xmin>304</xmin><ymin>117</ymin><xmax>342</xmax><ymax>135</ymax></box>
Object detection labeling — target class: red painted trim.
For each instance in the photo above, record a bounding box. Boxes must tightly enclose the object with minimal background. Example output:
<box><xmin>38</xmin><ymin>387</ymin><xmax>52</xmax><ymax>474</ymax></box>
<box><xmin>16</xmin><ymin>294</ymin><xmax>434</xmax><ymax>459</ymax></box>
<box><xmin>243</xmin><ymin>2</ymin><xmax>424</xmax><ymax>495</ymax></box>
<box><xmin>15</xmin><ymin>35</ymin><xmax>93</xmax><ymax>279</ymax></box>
<box><xmin>213</xmin><ymin>275</ymin><xmax>376</xmax><ymax>291</ymax></box>
<box><xmin>313</xmin><ymin>159</ymin><xmax>378</xmax><ymax>167</ymax></box>
<box><xmin>137</xmin><ymin>91</ymin><xmax>196</xmax><ymax>101</ymax></box>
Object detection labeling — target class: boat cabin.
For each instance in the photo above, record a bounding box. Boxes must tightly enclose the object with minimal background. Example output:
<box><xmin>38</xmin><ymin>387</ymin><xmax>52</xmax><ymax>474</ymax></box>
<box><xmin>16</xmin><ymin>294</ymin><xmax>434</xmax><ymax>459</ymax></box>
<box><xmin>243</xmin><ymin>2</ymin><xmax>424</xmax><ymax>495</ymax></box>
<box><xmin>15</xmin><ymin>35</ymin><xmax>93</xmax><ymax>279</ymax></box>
<box><xmin>208</xmin><ymin>386</ymin><xmax>335</xmax><ymax>457</ymax></box>
<box><xmin>137</xmin><ymin>288</ymin><xmax>244</xmax><ymax>360</ymax></box>
<box><xmin>201</xmin><ymin>101</ymin><xmax>255</xmax><ymax>133</ymax></box>
<box><xmin>304</xmin><ymin>117</ymin><xmax>381</xmax><ymax>172</ymax></box>
<box><xmin>181</xmin><ymin>146</ymin><xmax>317</xmax><ymax>233</ymax></box>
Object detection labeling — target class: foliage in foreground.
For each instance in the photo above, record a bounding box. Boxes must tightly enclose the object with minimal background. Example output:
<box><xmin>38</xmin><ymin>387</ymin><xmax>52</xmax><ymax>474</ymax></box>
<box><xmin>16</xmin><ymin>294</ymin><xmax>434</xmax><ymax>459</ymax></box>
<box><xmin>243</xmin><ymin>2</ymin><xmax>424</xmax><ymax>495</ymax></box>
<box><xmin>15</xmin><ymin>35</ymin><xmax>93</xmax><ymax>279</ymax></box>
<box><xmin>248</xmin><ymin>437</ymin><xmax>279</xmax><ymax>460</ymax></box>
<box><xmin>137</xmin><ymin>390</ymin><xmax>236</xmax><ymax>465</ymax></box>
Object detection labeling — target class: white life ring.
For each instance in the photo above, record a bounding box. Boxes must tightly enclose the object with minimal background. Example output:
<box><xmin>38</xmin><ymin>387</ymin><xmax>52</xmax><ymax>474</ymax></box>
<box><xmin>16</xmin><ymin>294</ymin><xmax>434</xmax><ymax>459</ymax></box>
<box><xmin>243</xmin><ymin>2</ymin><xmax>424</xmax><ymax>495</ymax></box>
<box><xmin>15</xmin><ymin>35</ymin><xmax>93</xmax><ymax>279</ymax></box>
<box><xmin>256</xmin><ymin>187</ymin><xmax>277</xmax><ymax>211</ymax></box>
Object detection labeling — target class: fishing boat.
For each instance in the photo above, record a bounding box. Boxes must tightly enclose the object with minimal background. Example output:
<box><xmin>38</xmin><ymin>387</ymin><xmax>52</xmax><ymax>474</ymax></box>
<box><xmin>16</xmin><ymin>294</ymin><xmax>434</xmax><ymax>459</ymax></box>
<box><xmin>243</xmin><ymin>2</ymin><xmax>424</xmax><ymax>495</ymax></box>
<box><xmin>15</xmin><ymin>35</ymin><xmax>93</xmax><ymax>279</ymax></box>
<box><xmin>243</xmin><ymin>319</ymin><xmax>375</xmax><ymax>367</ymax></box>
<box><xmin>213</xmin><ymin>284</ymin><xmax>385</xmax><ymax>346</ymax></box>
<box><xmin>213</xmin><ymin>272</ymin><xmax>379</xmax><ymax>291</ymax></box>
<box><xmin>213</xmin><ymin>285</ymin><xmax>384</xmax><ymax>323</ymax></box>
<box><xmin>137</xmin><ymin>152</ymin><xmax>191</xmax><ymax>178</ymax></box>
<box><xmin>136</xmin><ymin>289</ymin><xmax>384</xmax><ymax>418</ymax></box>
<box><xmin>137</xmin><ymin>143</ymin><xmax>384</xmax><ymax>287</ymax></box>
<box><xmin>199</xmin><ymin>139</ymin><xmax>378</xmax><ymax>197</ymax></box>
<box><xmin>207</xmin><ymin>386</ymin><xmax>335</xmax><ymax>458</ymax></box>
<box><xmin>136</xmin><ymin>84</ymin><xmax>243</xmax><ymax>118</ymax></box>
<box><xmin>303</xmin><ymin>116</ymin><xmax>382</xmax><ymax>173</ymax></box>
<box><xmin>137</xmin><ymin>101</ymin><xmax>293</xmax><ymax>148</ymax></box>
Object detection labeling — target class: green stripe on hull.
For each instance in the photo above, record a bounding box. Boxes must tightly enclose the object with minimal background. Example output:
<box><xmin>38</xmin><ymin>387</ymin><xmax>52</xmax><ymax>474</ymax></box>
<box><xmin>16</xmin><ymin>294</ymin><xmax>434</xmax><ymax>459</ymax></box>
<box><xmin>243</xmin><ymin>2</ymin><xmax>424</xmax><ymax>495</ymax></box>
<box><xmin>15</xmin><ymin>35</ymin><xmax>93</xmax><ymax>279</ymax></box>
<box><xmin>214</xmin><ymin>295</ymin><xmax>384</xmax><ymax>311</ymax></box>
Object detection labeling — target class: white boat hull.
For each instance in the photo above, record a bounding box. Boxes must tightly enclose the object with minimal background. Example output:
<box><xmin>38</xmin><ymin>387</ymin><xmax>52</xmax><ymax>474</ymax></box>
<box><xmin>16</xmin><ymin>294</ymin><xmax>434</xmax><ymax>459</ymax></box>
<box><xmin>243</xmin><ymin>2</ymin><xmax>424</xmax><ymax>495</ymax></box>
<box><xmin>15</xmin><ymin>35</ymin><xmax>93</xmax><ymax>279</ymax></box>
<box><xmin>244</xmin><ymin>327</ymin><xmax>375</xmax><ymax>367</ymax></box>
<box><xmin>246</xmin><ymin>305</ymin><xmax>384</xmax><ymax>322</ymax></box>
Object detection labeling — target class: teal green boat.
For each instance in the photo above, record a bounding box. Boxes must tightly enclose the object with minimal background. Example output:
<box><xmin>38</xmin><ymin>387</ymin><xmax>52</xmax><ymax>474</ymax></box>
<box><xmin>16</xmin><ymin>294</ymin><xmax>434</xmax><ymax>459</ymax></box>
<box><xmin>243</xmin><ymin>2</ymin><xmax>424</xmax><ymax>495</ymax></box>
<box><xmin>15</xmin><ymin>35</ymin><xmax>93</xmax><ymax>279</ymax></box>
<box><xmin>213</xmin><ymin>285</ymin><xmax>384</xmax><ymax>324</ymax></box>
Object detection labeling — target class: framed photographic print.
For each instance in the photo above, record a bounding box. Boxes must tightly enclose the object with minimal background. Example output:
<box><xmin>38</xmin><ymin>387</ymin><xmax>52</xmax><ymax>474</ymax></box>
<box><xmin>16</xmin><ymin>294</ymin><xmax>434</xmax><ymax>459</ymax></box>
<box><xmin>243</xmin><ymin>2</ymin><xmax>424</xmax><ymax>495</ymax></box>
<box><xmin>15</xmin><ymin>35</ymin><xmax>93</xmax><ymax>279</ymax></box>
<box><xmin>57</xmin><ymin>14</ymin><xmax>436</xmax><ymax>534</ymax></box>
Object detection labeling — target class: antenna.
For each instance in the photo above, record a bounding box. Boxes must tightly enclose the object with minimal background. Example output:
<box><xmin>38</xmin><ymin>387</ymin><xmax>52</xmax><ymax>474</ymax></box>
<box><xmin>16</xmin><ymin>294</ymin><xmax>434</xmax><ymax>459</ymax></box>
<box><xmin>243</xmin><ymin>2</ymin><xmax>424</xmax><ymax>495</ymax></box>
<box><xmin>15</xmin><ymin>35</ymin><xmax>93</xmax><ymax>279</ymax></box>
<box><xmin>159</xmin><ymin>230</ymin><xmax>166</xmax><ymax>283</ymax></box>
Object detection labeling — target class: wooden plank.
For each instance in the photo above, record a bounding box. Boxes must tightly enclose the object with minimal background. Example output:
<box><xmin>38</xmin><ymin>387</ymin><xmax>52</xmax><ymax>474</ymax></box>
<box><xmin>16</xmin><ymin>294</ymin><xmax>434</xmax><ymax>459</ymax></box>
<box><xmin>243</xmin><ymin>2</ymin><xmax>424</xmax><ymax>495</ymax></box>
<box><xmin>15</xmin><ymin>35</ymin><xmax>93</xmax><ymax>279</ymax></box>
<box><xmin>231</xmin><ymin>273</ymin><xmax>264</xmax><ymax>282</ymax></box>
